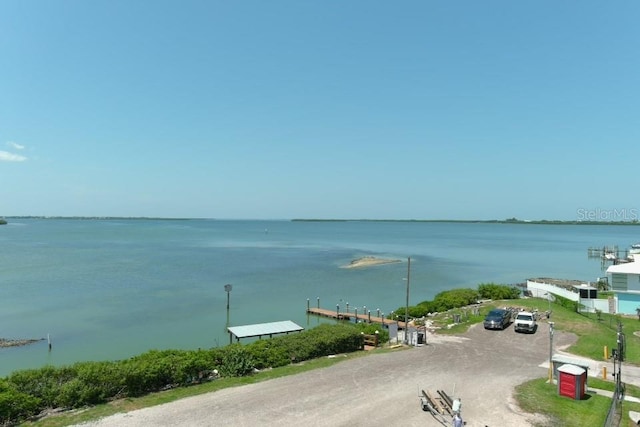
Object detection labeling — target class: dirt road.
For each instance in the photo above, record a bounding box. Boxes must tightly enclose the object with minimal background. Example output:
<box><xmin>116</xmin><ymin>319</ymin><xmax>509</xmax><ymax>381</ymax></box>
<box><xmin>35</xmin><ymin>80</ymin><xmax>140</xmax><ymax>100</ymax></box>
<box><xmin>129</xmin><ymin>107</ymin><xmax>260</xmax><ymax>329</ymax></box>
<box><xmin>79</xmin><ymin>323</ymin><xmax>575</xmax><ymax>427</ymax></box>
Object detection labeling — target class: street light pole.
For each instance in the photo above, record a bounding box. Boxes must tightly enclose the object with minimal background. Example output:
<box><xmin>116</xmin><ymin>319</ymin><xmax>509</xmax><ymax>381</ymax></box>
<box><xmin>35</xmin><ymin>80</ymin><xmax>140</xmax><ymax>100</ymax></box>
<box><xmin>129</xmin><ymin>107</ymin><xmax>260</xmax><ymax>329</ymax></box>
<box><xmin>224</xmin><ymin>284</ymin><xmax>233</xmax><ymax>324</ymax></box>
<box><xmin>543</xmin><ymin>292</ymin><xmax>552</xmax><ymax>319</ymax></box>
<box><xmin>404</xmin><ymin>257</ymin><xmax>411</xmax><ymax>344</ymax></box>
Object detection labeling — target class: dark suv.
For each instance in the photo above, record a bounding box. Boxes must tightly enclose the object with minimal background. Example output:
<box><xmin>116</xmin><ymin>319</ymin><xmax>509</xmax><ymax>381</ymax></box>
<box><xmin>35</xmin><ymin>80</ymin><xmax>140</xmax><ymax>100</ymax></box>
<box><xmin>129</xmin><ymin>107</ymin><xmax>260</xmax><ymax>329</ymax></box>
<box><xmin>483</xmin><ymin>308</ymin><xmax>511</xmax><ymax>330</ymax></box>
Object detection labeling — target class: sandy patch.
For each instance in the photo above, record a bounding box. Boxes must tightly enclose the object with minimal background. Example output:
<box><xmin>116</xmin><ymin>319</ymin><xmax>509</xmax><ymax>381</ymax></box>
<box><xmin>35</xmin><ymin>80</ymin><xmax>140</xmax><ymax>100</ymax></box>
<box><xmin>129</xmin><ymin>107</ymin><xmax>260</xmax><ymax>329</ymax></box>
<box><xmin>342</xmin><ymin>256</ymin><xmax>402</xmax><ymax>268</ymax></box>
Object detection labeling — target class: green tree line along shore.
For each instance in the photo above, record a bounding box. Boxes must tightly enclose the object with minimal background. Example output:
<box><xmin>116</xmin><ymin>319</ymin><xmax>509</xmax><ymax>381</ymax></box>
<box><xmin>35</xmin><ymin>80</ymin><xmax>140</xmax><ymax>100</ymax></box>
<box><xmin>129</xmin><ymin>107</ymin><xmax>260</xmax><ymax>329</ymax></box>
<box><xmin>3</xmin><ymin>283</ymin><xmax>640</xmax><ymax>427</ymax></box>
<box><xmin>5</xmin><ymin>217</ymin><xmax>639</xmax><ymax>225</ymax></box>
<box><xmin>292</xmin><ymin>218</ymin><xmax>640</xmax><ymax>225</ymax></box>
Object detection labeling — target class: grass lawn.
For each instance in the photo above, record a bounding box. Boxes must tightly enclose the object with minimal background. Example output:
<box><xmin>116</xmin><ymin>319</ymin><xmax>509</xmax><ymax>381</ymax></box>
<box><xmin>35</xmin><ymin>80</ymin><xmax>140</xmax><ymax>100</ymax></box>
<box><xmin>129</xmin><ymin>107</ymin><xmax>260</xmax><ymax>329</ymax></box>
<box><xmin>515</xmin><ymin>378</ymin><xmax>640</xmax><ymax>427</ymax></box>
<box><xmin>515</xmin><ymin>378</ymin><xmax>611</xmax><ymax>427</ymax></box>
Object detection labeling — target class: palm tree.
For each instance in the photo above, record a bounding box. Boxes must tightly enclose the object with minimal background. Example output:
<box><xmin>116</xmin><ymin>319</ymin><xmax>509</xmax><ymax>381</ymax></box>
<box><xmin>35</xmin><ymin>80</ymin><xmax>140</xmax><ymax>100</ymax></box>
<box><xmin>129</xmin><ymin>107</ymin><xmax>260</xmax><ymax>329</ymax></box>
<box><xmin>596</xmin><ymin>279</ymin><xmax>609</xmax><ymax>291</ymax></box>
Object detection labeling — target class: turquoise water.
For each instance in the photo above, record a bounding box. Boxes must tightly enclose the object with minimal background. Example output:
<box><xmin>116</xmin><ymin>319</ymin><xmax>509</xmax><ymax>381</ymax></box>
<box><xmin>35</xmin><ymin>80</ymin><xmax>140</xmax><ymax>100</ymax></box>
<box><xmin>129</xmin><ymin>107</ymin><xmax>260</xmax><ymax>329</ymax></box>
<box><xmin>0</xmin><ymin>219</ymin><xmax>636</xmax><ymax>376</ymax></box>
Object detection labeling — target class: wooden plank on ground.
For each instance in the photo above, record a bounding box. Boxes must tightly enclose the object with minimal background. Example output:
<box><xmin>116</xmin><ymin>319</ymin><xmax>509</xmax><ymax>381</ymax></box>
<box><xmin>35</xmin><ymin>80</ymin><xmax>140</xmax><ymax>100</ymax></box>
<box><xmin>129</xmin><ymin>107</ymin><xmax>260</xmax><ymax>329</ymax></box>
<box><xmin>437</xmin><ymin>389</ymin><xmax>453</xmax><ymax>409</ymax></box>
<box><xmin>425</xmin><ymin>390</ymin><xmax>446</xmax><ymax>415</ymax></box>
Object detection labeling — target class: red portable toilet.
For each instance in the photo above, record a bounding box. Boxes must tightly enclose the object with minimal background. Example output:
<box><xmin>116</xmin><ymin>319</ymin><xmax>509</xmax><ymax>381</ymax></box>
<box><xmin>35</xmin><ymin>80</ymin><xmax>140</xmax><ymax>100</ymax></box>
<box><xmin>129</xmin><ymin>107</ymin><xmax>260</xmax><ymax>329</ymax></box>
<box><xmin>557</xmin><ymin>364</ymin><xmax>587</xmax><ymax>400</ymax></box>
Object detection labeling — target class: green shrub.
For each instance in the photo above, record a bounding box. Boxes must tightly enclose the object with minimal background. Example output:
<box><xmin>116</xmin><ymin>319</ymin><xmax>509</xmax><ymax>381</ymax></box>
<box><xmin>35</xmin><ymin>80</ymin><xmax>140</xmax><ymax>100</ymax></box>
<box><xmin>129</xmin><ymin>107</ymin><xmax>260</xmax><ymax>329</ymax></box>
<box><xmin>218</xmin><ymin>345</ymin><xmax>254</xmax><ymax>377</ymax></box>
<box><xmin>8</xmin><ymin>365</ymin><xmax>77</xmax><ymax>408</ymax></box>
<box><xmin>245</xmin><ymin>340</ymin><xmax>290</xmax><ymax>370</ymax></box>
<box><xmin>0</xmin><ymin>378</ymin><xmax>41</xmax><ymax>424</ymax></box>
<box><xmin>478</xmin><ymin>283</ymin><xmax>520</xmax><ymax>300</ymax></box>
<box><xmin>352</xmin><ymin>322</ymin><xmax>389</xmax><ymax>343</ymax></box>
<box><xmin>555</xmin><ymin>294</ymin><xmax>579</xmax><ymax>312</ymax></box>
<box><xmin>433</xmin><ymin>288</ymin><xmax>479</xmax><ymax>311</ymax></box>
<box><xmin>395</xmin><ymin>283</ymin><xmax>520</xmax><ymax>320</ymax></box>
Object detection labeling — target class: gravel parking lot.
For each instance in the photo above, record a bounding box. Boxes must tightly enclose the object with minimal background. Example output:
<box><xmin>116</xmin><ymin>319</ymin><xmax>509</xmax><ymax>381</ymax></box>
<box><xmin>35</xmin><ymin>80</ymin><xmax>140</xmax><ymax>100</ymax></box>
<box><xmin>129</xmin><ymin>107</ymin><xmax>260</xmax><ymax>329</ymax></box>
<box><xmin>80</xmin><ymin>322</ymin><xmax>576</xmax><ymax>427</ymax></box>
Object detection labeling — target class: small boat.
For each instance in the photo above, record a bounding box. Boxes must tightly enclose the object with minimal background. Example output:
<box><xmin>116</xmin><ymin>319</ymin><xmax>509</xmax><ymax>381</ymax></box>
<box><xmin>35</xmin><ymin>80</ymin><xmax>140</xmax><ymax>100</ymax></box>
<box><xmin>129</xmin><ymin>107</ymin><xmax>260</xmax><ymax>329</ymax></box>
<box><xmin>630</xmin><ymin>243</ymin><xmax>640</xmax><ymax>255</ymax></box>
<box><xmin>0</xmin><ymin>218</ymin><xmax>7</xmax><ymax>225</ymax></box>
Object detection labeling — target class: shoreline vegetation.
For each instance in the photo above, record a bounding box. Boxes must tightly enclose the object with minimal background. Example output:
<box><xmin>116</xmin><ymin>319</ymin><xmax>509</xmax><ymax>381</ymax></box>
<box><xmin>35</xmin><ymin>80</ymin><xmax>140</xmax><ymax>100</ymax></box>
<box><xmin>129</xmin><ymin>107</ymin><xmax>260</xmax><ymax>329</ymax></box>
<box><xmin>342</xmin><ymin>256</ymin><xmax>402</xmax><ymax>269</ymax></box>
<box><xmin>3</xmin><ymin>216</ymin><xmax>640</xmax><ymax>225</ymax></box>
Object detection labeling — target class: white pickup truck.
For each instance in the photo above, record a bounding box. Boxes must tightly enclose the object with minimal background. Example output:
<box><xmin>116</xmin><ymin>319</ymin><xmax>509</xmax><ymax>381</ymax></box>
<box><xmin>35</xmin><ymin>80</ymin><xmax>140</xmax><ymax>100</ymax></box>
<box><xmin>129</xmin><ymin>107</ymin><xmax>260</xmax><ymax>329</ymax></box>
<box><xmin>514</xmin><ymin>311</ymin><xmax>537</xmax><ymax>333</ymax></box>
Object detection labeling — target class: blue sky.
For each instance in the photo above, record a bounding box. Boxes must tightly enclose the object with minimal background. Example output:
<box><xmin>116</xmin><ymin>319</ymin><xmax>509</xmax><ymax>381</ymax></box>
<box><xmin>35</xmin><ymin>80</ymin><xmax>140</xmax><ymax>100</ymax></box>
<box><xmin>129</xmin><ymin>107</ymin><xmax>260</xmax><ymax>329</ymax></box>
<box><xmin>1</xmin><ymin>1</ymin><xmax>639</xmax><ymax>220</ymax></box>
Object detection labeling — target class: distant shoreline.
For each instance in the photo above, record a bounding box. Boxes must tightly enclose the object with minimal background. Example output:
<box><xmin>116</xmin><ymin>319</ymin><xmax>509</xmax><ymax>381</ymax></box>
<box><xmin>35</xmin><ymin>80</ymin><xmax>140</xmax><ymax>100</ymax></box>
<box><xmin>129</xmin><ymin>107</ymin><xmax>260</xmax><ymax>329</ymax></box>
<box><xmin>293</xmin><ymin>219</ymin><xmax>640</xmax><ymax>226</ymax></box>
<box><xmin>4</xmin><ymin>217</ymin><xmax>640</xmax><ymax>226</ymax></box>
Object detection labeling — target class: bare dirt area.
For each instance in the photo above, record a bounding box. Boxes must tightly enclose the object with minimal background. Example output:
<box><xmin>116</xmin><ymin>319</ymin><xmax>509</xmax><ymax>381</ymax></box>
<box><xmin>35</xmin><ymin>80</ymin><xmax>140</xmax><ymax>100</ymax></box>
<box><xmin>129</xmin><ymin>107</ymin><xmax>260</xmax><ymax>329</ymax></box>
<box><xmin>78</xmin><ymin>323</ymin><xmax>576</xmax><ymax>427</ymax></box>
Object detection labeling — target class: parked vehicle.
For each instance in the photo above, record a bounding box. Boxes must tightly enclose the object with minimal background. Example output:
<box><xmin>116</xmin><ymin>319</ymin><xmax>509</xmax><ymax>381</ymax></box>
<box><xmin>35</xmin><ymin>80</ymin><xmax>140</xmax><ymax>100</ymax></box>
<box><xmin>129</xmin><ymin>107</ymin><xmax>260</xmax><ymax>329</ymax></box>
<box><xmin>514</xmin><ymin>311</ymin><xmax>537</xmax><ymax>333</ymax></box>
<box><xmin>483</xmin><ymin>308</ymin><xmax>511</xmax><ymax>330</ymax></box>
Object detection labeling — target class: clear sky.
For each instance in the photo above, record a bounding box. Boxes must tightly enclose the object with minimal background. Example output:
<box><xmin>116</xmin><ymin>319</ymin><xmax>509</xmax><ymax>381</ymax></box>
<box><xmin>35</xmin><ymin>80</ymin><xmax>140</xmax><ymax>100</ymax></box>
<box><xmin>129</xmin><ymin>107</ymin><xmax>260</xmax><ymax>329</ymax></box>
<box><xmin>1</xmin><ymin>1</ymin><xmax>639</xmax><ymax>220</ymax></box>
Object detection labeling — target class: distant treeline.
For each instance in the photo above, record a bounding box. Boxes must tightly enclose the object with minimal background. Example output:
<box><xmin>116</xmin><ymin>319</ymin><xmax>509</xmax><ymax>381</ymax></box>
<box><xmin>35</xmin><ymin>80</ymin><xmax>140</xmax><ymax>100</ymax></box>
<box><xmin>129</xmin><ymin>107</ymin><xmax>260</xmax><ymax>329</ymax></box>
<box><xmin>7</xmin><ymin>217</ymin><xmax>640</xmax><ymax>225</ymax></box>
<box><xmin>292</xmin><ymin>218</ymin><xmax>640</xmax><ymax>226</ymax></box>
<box><xmin>5</xmin><ymin>216</ymin><xmax>194</xmax><ymax>221</ymax></box>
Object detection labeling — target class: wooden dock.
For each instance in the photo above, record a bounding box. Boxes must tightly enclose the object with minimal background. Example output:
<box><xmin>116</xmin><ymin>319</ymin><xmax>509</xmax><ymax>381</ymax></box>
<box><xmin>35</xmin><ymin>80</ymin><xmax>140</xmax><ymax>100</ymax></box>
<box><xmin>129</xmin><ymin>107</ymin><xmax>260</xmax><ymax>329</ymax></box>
<box><xmin>306</xmin><ymin>307</ymin><xmax>407</xmax><ymax>330</ymax></box>
<box><xmin>588</xmin><ymin>246</ymin><xmax>628</xmax><ymax>259</ymax></box>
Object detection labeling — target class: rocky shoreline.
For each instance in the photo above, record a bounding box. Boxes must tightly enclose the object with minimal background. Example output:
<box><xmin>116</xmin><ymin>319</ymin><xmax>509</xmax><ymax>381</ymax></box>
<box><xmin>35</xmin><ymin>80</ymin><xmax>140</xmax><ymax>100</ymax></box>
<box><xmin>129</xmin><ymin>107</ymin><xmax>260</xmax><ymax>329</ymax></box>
<box><xmin>342</xmin><ymin>256</ymin><xmax>402</xmax><ymax>269</ymax></box>
<box><xmin>0</xmin><ymin>338</ymin><xmax>43</xmax><ymax>348</ymax></box>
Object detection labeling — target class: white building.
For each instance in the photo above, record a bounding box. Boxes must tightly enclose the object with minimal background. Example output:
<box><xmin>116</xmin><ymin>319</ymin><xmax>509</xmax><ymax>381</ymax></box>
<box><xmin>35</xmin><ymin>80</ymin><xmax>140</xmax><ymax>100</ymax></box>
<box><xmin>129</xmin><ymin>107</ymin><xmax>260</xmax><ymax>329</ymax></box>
<box><xmin>606</xmin><ymin>261</ymin><xmax>640</xmax><ymax>315</ymax></box>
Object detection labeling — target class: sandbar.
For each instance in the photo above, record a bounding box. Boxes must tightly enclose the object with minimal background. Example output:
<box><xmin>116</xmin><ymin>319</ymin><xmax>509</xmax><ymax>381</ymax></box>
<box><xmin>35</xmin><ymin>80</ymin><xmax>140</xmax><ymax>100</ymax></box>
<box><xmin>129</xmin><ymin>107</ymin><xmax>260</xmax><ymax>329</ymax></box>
<box><xmin>0</xmin><ymin>338</ymin><xmax>43</xmax><ymax>348</ymax></box>
<box><xmin>342</xmin><ymin>256</ymin><xmax>402</xmax><ymax>269</ymax></box>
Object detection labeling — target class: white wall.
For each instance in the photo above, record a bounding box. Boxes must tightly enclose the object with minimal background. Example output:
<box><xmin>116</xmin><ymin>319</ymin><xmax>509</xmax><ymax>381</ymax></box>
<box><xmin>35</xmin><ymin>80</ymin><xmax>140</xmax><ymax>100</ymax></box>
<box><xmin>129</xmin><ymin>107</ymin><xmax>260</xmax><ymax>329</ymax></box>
<box><xmin>526</xmin><ymin>279</ymin><xmax>611</xmax><ymax>313</ymax></box>
<box><xmin>526</xmin><ymin>280</ymin><xmax>579</xmax><ymax>301</ymax></box>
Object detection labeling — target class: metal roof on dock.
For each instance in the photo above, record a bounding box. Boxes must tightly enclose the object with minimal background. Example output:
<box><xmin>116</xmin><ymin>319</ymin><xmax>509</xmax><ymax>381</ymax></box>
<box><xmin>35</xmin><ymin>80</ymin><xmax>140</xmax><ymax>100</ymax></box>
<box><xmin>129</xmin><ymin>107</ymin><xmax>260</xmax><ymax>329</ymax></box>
<box><xmin>227</xmin><ymin>320</ymin><xmax>304</xmax><ymax>342</ymax></box>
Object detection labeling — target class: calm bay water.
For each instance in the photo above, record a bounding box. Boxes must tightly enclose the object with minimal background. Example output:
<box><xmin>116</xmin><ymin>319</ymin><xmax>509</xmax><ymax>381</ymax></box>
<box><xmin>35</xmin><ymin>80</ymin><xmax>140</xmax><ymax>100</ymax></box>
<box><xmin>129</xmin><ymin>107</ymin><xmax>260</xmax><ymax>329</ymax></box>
<box><xmin>0</xmin><ymin>219</ymin><xmax>637</xmax><ymax>376</ymax></box>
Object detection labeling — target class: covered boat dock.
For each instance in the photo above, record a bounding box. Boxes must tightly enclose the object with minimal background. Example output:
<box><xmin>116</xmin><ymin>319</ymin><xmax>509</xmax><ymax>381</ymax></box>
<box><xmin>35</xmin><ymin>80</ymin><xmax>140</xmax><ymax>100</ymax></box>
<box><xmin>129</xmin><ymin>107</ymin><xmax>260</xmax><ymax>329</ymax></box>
<box><xmin>227</xmin><ymin>320</ymin><xmax>304</xmax><ymax>344</ymax></box>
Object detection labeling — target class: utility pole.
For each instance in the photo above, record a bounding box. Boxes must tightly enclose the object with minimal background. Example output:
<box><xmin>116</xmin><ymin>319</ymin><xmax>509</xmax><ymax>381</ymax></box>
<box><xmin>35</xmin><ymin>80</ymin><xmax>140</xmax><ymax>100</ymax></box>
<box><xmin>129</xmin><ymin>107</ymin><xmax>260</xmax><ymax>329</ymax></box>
<box><xmin>404</xmin><ymin>257</ymin><xmax>411</xmax><ymax>344</ymax></box>
<box><xmin>614</xmin><ymin>321</ymin><xmax>624</xmax><ymax>396</ymax></box>
<box><xmin>548</xmin><ymin>321</ymin><xmax>555</xmax><ymax>383</ymax></box>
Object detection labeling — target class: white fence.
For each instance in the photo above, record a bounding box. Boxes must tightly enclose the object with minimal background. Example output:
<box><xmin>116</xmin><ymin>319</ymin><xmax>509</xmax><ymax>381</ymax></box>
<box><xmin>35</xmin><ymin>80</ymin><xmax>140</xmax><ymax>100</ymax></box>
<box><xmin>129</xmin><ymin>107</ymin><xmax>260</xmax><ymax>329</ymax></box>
<box><xmin>526</xmin><ymin>279</ymin><xmax>613</xmax><ymax>314</ymax></box>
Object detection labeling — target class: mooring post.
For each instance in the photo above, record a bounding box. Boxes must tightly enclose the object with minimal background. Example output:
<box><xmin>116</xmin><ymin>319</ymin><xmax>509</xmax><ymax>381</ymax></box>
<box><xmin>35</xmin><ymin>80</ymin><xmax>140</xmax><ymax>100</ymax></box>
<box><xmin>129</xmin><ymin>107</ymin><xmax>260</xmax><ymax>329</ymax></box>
<box><xmin>317</xmin><ymin>297</ymin><xmax>320</xmax><ymax>309</ymax></box>
<box><xmin>368</xmin><ymin>310</ymin><xmax>371</xmax><ymax>323</ymax></box>
<box><xmin>354</xmin><ymin>307</ymin><xmax>358</xmax><ymax>323</ymax></box>
<box><xmin>336</xmin><ymin>304</ymin><xmax>339</xmax><ymax>319</ymax></box>
<box><xmin>48</xmin><ymin>333</ymin><xmax>51</xmax><ymax>351</ymax></box>
<box><xmin>346</xmin><ymin>302</ymin><xmax>349</xmax><ymax>313</ymax></box>
<box><xmin>307</xmin><ymin>298</ymin><xmax>310</xmax><ymax>312</ymax></box>
<box><xmin>377</xmin><ymin>308</ymin><xmax>380</xmax><ymax>318</ymax></box>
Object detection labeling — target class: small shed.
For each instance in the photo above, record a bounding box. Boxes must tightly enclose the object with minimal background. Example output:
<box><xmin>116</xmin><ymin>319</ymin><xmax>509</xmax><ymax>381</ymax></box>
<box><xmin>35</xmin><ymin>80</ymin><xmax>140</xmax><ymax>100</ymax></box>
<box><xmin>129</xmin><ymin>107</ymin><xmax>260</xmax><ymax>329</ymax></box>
<box><xmin>227</xmin><ymin>320</ymin><xmax>304</xmax><ymax>344</ymax></box>
<box><xmin>557</xmin><ymin>364</ymin><xmax>587</xmax><ymax>400</ymax></box>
